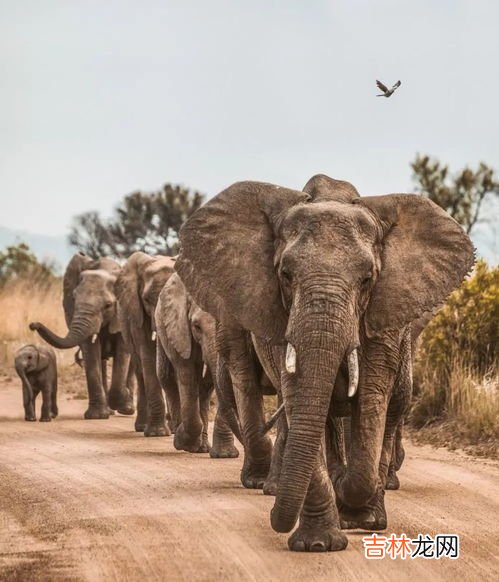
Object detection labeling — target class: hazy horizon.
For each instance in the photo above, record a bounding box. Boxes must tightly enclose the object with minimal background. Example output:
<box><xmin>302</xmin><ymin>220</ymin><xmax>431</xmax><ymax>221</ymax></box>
<box><xmin>1</xmin><ymin>1</ymin><xmax>498</xmax><ymax>260</ymax></box>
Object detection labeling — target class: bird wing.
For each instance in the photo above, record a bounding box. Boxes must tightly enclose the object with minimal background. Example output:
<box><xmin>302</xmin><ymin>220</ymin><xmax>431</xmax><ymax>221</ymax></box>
<box><xmin>392</xmin><ymin>80</ymin><xmax>401</xmax><ymax>90</ymax></box>
<box><xmin>376</xmin><ymin>80</ymin><xmax>388</xmax><ymax>93</ymax></box>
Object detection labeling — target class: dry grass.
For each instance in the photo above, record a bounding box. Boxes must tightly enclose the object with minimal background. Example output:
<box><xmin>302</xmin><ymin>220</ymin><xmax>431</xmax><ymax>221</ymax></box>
<box><xmin>0</xmin><ymin>279</ymin><xmax>86</xmax><ymax>395</ymax></box>
<box><xmin>411</xmin><ymin>358</ymin><xmax>499</xmax><ymax>458</ymax></box>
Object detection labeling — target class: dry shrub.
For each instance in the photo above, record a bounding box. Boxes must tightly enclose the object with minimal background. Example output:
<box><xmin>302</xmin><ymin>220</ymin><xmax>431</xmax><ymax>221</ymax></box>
<box><xmin>411</xmin><ymin>260</ymin><xmax>499</xmax><ymax>453</ymax></box>
<box><xmin>0</xmin><ymin>278</ymin><xmax>76</xmax><ymax>371</ymax></box>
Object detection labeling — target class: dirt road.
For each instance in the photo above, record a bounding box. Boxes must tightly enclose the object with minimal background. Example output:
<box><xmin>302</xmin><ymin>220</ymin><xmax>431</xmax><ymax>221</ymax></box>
<box><xmin>1</xmin><ymin>379</ymin><xmax>498</xmax><ymax>581</ymax></box>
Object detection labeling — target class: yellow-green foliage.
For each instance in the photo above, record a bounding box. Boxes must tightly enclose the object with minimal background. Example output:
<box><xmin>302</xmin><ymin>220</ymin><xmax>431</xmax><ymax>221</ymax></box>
<box><xmin>412</xmin><ymin>260</ymin><xmax>499</xmax><ymax>442</ymax></box>
<box><xmin>418</xmin><ymin>260</ymin><xmax>498</xmax><ymax>375</ymax></box>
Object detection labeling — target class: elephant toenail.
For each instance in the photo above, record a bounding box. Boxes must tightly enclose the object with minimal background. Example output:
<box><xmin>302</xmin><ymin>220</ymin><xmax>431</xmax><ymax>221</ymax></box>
<box><xmin>311</xmin><ymin>541</ymin><xmax>326</xmax><ymax>552</ymax></box>
<box><xmin>293</xmin><ymin>541</ymin><xmax>306</xmax><ymax>552</ymax></box>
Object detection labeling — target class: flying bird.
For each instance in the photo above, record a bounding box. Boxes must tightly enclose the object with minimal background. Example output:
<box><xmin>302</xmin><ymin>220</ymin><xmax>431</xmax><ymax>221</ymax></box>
<box><xmin>376</xmin><ymin>79</ymin><xmax>401</xmax><ymax>98</ymax></box>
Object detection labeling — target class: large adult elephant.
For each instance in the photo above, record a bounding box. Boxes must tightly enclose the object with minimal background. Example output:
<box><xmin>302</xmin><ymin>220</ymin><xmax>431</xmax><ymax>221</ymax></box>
<box><xmin>30</xmin><ymin>253</ymin><xmax>134</xmax><ymax>419</ymax></box>
<box><xmin>115</xmin><ymin>252</ymin><xmax>176</xmax><ymax>436</ymax></box>
<box><xmin>155</xmin><ymin>272</ymin><xmax>240</xmax><ymax>456</ymax></box>
<box><xmin>175</xmin><ymin>176</ymin><xmax>474</xmax><ymax>552</ymax></box>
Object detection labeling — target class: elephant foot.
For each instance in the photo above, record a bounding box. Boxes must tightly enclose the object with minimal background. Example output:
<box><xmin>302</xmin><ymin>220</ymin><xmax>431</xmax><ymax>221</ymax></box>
<box><xmin>117</xmin><ymin>405</ymin><xmax>135</xmax><ymax>416</ymax></box>
<box><xmin>25</xmin><ymin>416</ymin><xmax>36</xmax><ymax>422</ymax></box>
<box><xmin>135</xmin><ymin>422</ymin><xmax>146</xmax><ymax>432</ymax></box>
<box><xmin>39</xmin><ymin>416</ymin><xmax>52</xmax><ymax>422</ymax></box>
<box><xmin>173</xmin><ymin>423</ymin><xmax>207</xmax><ymax>453</ymax></box>
<box><xmin>262</xmin><ymin>478</ymin><xmax>278</xmax><ymax>496</ymax></box>
<box><xmin>84</xmin><ymin>405</ymin><xmax>110</xmax><ymax>420</ymax></box>
<box><xmin>144</xmin><ymin>423</ymin><xmax>171</xmax><ymax>437</ymax></box>
<box><xmin>241</xmin><ymin>435</ymin><xmax>272</xmax><ymax>489</ymax></box>
<box><xmin>210</xmin><ymin>432</ymin><xmax>239</xmax><ymax>458</ymax></box>
<box><xmin>241</xmin><ymin>458</ymin><xmax>271</xmax><ymax>489</ymax></box>
<box><xmin>339</xmin><ymin>489</ymin><xmax>387</xmax><ymax>531</ymax></box>
<box><xmin>385</xmin><ymin>470</ymin><xmax>400</xmax><ymax>491</ymax></box>
<box><xmin>108</xmin><ymin>408</ymin><xmax>116</xmax><ymax>416</ymax></box>
<box><xmin>288</xmin><ymin>515</ymin><xmax>348</xmax><ymax>553</ymax></box>
<box><xmin>210</xmin><ymin>443</ymin><xmax>239</xmax><ymax>459</ymax></box>
<box><xmin>108</xmin><ymin>391</ymin><xmax>133</xmax><ymax>413</ymax></box>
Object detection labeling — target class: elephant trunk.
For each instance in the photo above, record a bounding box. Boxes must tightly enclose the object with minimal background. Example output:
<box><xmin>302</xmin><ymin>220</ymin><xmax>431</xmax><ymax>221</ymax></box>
<box><xmin>271</xmin><ymin>298</ymin><xmax>350</xmax><ymax>533</ymax></box>
<box><xmin>16</xmin><ymin>363</ymin><xmax>34</xmax><ymax>407</ymax></box>
<box><xmin>31</xmin><ymin>308</ymin><xmax>101</xmax><ymax>349</ymax></box>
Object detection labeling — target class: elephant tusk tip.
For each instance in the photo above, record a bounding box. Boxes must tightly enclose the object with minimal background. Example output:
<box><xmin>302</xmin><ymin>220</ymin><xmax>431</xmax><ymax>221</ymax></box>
<box><xmin>91</xmin><ymin>334</ymin><xmax>98</xmax><ymax>344</ymax></box>
<box><xmin>151</xmin><ymin>331</ymin><xmax>157</xmax><ymax>341</ymax></box>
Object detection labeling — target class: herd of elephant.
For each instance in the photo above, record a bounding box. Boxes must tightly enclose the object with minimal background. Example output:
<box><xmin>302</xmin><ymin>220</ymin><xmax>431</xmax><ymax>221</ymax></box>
<box><xmin>18</xmin><ymin>174</ymin><xmax>475</xmax><ymax>553</ymax></box>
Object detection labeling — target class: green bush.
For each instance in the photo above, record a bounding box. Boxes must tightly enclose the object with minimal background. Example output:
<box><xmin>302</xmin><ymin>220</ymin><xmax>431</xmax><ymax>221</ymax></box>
<box><xmin>412</xmin><ymin>260</ymin><xmax>499</xmax><ymax>433</ymax></box>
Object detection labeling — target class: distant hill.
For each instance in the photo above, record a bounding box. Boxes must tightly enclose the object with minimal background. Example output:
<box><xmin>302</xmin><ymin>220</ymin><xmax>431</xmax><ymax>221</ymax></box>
<box><xmin>0</xmin><ymin>226</ymin><xmax>74</xmax><ymax>274</ymax></box>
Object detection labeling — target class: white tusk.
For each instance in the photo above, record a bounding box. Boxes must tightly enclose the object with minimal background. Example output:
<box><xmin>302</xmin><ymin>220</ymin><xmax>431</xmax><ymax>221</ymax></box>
<box><xmin>285</xmin><ymin>343</ymin><xmax>296</xmax><ymax>374</ymax></box>
<box><xmin>91</xmin><ymin>334</ymin><xmax>98</xmax><ymax>344</ymax></box>
<box><xmin>151</xmin><ymin>330</ymin><xmax>157</xmax><ymax>341</ymax></box>
<box><xmin>347</xmin><ymin>349</ymin><xmax>359</xmax><ymax>397</ymax></box>
<box><xmin>202</xmin><ymin>363</ymin><xmax>208</xmax><ymax>378</ymax></box>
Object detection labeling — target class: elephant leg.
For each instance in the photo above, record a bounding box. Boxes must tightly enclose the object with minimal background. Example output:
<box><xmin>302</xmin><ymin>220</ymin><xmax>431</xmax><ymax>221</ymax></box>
<box><xmin>101</xmin><ymin>359</ymin><xmax>114</xmax><ymax>415</ymax></box>
<box><xmin>287</xmin><ymin>442</ymin><xmax>348</xmax><ymax>552</ymax></box>
<box><xmin>81</xmin><ymin>340</ymin><xmax>109</xmax><ymax>419</ymax></box>
<box><xmin>384</xmin><ymin>332</ymin><xmax>411</xmax><ymax>490</ymax></box>
<box><xmin>210</xmin><ymin>406</ymin><xmax>239</xmax><ymax>459</ymax></box>
<box><xmin>386</xmin><ymin>421</ymin><xmax>405</xmax><ymax>490</ymax></box>
<box><xmin>108</xmin><ymin>336</ymin><xmax>135</xmax><ymax>415</ymax></box>
<box><xmin>22</xmin><ymin>380</ymin><xmax>36</xmax><ymax>421</ymax></box>
<box><xmin>263</xmin><ymin>407</ymin><xmax>287</xmax><ymax>496</ymax></box>
<box><xmin>335</xmin><ymin>333</ymin><xmax>402</xmax><ymax>531</ymax></box>
<box><xmin>141</xmin><ymin>346</ymin><xmax>169</xmax><ymax>437</ymax></box>
<box><xmin>40</xmin><ymin>385</ymin><xmax>52</xmax><ymax>422</ymax></box>
<box><xmin>134</xmin><ymin>362</ymin><xmax>148</xmax><ymax>432</ymax></box>
<box><xmin>198</xmin><ymin>380</ymin><xmax>212</xmax><ymax>453</ymax></box>
<box><xmin>157</xmin><ymin>343</ymin><xmax>181</xmax><ymax>433</ymax></box>
<box><xmin>51</xmin><ymin>376</ymin><xmax>58</xmax><ymax>418</ymax></box>
<box><xmin>173</xmin><ymin>357</ymin><xmax>206</xmax><ymax>453</ymax></box>
<box><xmin>218</xmin><ymin>326</ymin><xmax>272</xmax><ymax>489</ymax></box>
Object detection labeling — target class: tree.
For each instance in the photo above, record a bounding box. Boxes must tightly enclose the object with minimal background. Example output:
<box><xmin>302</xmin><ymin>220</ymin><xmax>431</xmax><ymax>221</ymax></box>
<box><xmin>0</xmin><ymin>243</ymin><xmax>55</xmax><ymax>285</ymax></box>
<box><xmin>69</xmin><ymin>184</ymin><xmax>204</xmax><ymax>258</ymax></box>
<box><xmin>411</xmin><ymin>154</ymin><xmax>499</xmax><ymax>235</ymax></box>
<box><xmin>68</xmin><ymin>211</ymin><xmax>114</xmax><ymax>259</ymax></box>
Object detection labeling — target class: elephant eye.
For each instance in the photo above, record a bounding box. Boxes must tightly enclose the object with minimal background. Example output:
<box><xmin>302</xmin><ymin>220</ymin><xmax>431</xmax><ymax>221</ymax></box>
<box><xmin>104</xmin><ymin>301</ymin><xmax>113</xmax><ymax>309</ymax></box>
<box><xmin>281</xmin><ymin>267</ymin><xmax>292</xmax><ymax>284</ymax></box>
<box><xmin>362</xmin><ymin>271</ymin><xmax>373</xmax><ymax>286</ymax></box>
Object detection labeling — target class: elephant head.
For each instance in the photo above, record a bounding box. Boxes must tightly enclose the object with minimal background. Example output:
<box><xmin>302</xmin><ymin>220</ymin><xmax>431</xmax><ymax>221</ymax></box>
<box><xmin>30</xmin><ymin>253</ymin><xmax>121</xmax><ymax>349</ymax></box>
<box><xmin>156</xmin><ymin>272</ymin><xmax>217</xmax><ymax>368</ymax></box>
<box><xmin>115</xmin><ymin>252</ymin><xmax>176</xmax><ymax>346</ymax></box>
<box><xmin>176</xmin><ymin>176</ymin><xmax>475</xmax><ymax>533</ymax></box>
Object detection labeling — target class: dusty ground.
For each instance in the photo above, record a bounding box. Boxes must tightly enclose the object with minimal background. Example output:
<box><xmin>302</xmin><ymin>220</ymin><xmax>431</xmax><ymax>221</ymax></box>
<box><xmin>1</xmin><ymin>378</ymin><xmax>498</xmax><ymax>582</ymax></box>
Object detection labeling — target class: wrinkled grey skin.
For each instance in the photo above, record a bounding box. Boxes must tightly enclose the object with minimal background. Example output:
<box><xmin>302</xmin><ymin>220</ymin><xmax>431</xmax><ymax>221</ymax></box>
<box><xmin>15</xmin><ymin>344</ymin><xmax>58</xmax><ymax>422</ymax></box>
<box><xmin>155</xmin><ymin>272</ymin><xmax>240</xmax><ymax>456</ymax></box>
<box><xmin>176</xmin><ymin>175</ymin><xmax>474</xmax><ymax>552</ymax></box>
<box><xmin>116</xmin><ymin>252</ymin><xmax>176</xmax><ymax>436</ymax></box>
<box><xmin>30</xmin><ymin>253</ymin><xmax>134</xmax><ymax>419</ymax></box>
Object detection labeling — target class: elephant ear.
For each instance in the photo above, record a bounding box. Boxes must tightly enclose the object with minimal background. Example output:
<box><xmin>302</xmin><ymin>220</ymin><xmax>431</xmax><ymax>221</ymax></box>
<box><xmin>356</xmin><ymin>194</ymin><xmax>475</xmax><ymax>336</ymax></box>
<box><xmin>63</xmin><ymin>253</ymin><xmax>96</xmax><ymax>326</ymax></box>
<box><xmin>36</xmin><ymin>347</ymin><xmax>51</xmax><ymax>371</ymax></box>
<box><xmin>303</xmin><ymin>174</ymin><xmax>360</xmax><ymax>203</ymax></box>
<box><xmin>176</xmin><ymin>181</ymin><xmax>309</xmax><ymax>341</ymax></box>
<box><xmin>116</xmin><ymin>252</ymin><xmax>152</xmax><ymax>329</ymax></box>
<box><xmin>158</xmin><ymin>273</ymin><xmax>191</xmax><ymax>359</ymax></box>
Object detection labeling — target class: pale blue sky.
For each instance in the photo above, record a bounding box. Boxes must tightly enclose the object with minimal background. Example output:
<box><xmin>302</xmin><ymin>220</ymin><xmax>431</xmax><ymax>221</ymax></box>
<box><xmin>1</xmin><ymin>1</ymin><xmax>498</xmax><ymax>259</ymax></box>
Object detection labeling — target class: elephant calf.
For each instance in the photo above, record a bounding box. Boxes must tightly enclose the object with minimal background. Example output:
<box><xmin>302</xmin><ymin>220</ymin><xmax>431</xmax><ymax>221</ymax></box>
<box><xmin>15</xmin><ymin>344</ymin><xmax>58</xmax><ymax>422</ymax></box>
